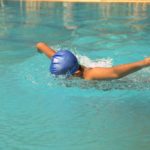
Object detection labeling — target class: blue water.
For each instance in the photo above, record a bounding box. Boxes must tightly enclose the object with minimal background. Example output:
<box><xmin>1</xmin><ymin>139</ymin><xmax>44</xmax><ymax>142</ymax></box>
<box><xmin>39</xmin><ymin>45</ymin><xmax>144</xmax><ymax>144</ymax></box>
<box><xmin>0</xmin><ymin>1</ymin><xmax>150</xmax><ymax>150</ymax></box>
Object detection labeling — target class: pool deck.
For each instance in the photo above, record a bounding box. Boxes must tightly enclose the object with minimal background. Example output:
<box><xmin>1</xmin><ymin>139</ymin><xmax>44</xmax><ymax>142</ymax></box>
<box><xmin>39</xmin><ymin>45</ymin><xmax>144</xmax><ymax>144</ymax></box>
<box><xmin>20</xmin><ymin>0</ymin><xmax>150</xmax><ymax>3</ymax></box>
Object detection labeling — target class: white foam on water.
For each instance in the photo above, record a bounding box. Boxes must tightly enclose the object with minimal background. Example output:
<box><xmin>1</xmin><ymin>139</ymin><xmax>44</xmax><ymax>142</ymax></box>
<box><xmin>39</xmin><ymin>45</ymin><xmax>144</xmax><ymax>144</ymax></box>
<box><xmin>76</xmin><ymin>54</ymin><xmax>113</xmax><ymax>68</ymax></box>
<box><xmin>52</xmin><ymin>46</ymin><xmax>113</xmax><ymax>68</ymax></box>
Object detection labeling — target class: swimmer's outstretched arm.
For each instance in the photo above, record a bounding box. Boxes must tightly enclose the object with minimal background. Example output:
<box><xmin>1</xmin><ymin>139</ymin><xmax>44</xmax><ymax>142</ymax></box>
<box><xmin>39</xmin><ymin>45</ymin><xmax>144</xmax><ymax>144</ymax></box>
<box><xmin>84</xmin><ymin>58</ymin><xmax>150</xmax><ymax>80</ymax></box>
<box><xmin>36</xmin><ymin>42</ymin><xmax>56</xmax><ymax>58</ymax></box>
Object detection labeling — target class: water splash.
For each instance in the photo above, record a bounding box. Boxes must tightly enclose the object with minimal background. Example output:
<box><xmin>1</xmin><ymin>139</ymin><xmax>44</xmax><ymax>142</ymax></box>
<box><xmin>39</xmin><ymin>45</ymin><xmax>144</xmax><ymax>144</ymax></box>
<box><xmin>76</xmin><ymin>54</ymin><xmax>113</xmax><ymax>68</ymax></box>
<box><xmin>49</xmin><ymin>46</ymin><xmax>113</xmax><ymax>68</ymax></box>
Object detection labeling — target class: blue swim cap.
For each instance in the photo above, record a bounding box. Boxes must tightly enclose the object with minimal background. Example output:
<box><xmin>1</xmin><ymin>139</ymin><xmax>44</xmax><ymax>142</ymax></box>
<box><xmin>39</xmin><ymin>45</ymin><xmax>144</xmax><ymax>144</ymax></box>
<box><xmin>50</xmin><ymin>50</ymin><xmax>79</xmax><ymax>76</ymax></box>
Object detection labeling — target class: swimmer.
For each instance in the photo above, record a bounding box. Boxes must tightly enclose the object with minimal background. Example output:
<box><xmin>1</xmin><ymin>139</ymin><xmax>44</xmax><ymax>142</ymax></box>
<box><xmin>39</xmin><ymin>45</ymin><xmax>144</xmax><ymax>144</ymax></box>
<box><xmin>36</xmin><ymin>42</ymin><xmax>150</xmax><ymax>80</ymax></box>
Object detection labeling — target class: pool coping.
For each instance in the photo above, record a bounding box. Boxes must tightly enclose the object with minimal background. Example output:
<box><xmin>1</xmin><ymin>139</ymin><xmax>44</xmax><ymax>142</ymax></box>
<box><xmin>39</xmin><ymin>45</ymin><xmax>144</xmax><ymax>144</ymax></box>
<box><xmin>16</xmin><ymin>0</ymin><xmax>150</xmax><ymax>3</ymax></box>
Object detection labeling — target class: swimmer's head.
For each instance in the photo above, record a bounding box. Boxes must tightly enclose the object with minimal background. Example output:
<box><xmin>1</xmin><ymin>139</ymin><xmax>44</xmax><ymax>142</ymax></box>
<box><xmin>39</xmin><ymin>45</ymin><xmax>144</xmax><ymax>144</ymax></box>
<box><xmin>50</xmin><ymin>50</ymin><xmax>79</xmax><ymax>76</ymax></box>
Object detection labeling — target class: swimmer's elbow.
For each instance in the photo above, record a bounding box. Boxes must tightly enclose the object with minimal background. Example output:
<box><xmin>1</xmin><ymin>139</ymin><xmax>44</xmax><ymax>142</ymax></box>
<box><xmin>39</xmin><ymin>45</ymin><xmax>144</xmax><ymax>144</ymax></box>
<box><xmin>111</xmin><ymin>68</ymin><xmax>123</xmax><ymax>79</ymax></box>
<box><xmin>111</xmin><ymin>73</ymin><xmax>121</xmax><ymax>79</ymax></box>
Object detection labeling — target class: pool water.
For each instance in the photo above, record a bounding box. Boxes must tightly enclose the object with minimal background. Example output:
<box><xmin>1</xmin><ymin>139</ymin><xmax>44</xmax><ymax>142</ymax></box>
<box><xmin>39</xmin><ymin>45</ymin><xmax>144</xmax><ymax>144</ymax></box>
<box><xmin>0</xmin><ymin>1</ymin><xmax>150</xmax><ymax>150</ymax></box>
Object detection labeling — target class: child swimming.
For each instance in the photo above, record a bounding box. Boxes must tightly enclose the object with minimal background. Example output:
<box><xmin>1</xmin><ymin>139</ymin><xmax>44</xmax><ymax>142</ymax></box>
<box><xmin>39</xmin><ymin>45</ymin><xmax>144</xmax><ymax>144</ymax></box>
<box><xmin>36</xmin><ymin>42</ymin><xmax>150</xmax><ymax>80</ymax></box>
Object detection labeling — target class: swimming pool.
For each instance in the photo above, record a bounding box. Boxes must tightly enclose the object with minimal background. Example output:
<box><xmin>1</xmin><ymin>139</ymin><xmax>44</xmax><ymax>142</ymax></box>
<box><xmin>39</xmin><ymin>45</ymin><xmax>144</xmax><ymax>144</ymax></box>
<box><xmin>0</xmin><ymin>1</ymin><xmax>150</xmax><ymax>150</ymax></box>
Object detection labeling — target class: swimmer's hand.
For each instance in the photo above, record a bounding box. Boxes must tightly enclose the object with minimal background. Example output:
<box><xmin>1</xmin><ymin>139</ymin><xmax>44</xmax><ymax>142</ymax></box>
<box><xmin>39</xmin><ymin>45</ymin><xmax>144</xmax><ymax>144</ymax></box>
<box><xmin>144</xmin><ymin>57</ymin><xmax>150</xmax><ymax>66</ymax></box>
<box><xmin>36</xmin><ymin>43</ymin><xmax>44</xmax><ymax>53</ymax></box>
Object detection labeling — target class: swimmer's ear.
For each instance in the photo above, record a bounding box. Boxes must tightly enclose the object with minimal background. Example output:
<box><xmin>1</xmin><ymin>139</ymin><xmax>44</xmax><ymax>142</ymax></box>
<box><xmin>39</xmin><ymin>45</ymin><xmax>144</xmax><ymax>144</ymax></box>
<box><xmin>73</xmin><ymin>70</ymin><xmax>81</xmax><ymax>77</ymax></box>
